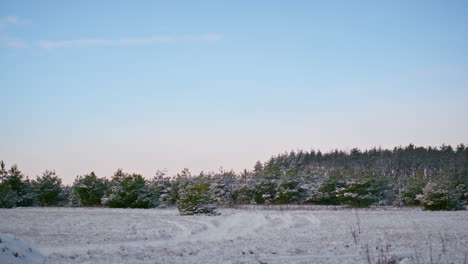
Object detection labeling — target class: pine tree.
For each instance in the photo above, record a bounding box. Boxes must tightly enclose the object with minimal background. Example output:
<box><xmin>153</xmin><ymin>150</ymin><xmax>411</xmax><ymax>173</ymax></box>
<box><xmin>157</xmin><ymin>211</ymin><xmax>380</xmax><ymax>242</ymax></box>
<box><xmin>72</xmin><ymin>172</ymin><xmax>108</xmax><ymax>206</ymax></box>
<box><xmin>33</xmin><ymin>170</ymin><xmax>65</xmax><ymax>206</ymax></box>
<box><xmin>177</xmin><ymin>177</ymin><xmax>218</xmax><ymax>215</ymax></box>
<box><xmin>105</xmin><ymin>169</ymin><xmax>157</xmax><ymax>208</ymax></box>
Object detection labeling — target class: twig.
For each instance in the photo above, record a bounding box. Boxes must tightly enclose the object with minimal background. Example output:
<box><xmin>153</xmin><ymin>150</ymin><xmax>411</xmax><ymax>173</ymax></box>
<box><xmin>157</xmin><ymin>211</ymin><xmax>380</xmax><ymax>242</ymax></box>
<box><xmin>348</xmin><ymin>224</ymin><xmax>359</xmax><ymax>245</ymax></box>
<box><xmin>437</xmin><ymin>231</ymin><xmax>449</xmax><ymax>264</ymax></box>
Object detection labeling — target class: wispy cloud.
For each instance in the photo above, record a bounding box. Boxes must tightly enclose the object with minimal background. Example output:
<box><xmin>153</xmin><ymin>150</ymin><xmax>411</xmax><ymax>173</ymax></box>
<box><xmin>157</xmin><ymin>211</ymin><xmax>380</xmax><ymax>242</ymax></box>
<box><xmin>37</xmin><ymin>36</ymin><xmax>174</xmax><ymax>49</ymax></box>
<box><xmin>182</xmin><ymin>34</ymin><xmax>224</xmax><ymax>42</ymax></box>
<box><xmin>0</xmin><ymin>16</ymin><xmax>31</xmax><ymax>48</ymax></box>
<box><xmin>0</xmin><ymin>35</ymin><xmax>27</xmax><ymax>48</ymax></box>
<box><xmin>0</xmin><ymin>16</ymin><xmax>223</xmax><ymax>50</ymax></box>
<box><xmin>0</xmin><ymin>15</ymin><xmax>31</xmax><ymax>29</ymax></box>
<box><xmin>37</xmin><ymin>34</ymin><xmax>223</xmax><ymax>49</ymax></box>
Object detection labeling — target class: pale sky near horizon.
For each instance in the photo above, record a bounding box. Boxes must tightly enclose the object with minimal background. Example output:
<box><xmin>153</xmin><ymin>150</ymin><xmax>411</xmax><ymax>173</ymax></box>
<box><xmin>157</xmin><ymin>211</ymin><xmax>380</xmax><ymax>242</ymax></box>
<box><xmin>1</xmin><ymin>0</ymin><xmax>468</xmax><ymax>184</ymax></box>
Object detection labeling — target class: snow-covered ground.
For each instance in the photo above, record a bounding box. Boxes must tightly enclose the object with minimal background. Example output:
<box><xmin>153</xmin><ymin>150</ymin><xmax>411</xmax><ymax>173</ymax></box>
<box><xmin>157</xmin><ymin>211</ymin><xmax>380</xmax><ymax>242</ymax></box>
<box><xmin>0</xmin><ymin>207</ymin><xmax>467</xmax><ymax>264</ymax></box>
<box><xmin>0</xmin><ymin>232</ymin><xmax>48</xmax><ymax>264</ymax></box>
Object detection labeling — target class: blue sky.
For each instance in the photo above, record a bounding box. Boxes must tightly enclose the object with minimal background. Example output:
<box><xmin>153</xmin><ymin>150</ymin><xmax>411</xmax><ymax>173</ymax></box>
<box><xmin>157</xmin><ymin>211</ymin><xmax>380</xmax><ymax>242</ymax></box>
<box><xmin>1</xmin><ymin>0</ymin><xmax>468</xmax><ymax>183</ymax></box>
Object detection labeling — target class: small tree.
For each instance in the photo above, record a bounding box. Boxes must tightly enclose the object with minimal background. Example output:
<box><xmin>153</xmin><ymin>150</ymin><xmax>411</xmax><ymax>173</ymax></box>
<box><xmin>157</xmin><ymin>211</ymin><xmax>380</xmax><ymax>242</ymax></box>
<box><xmin>416</xmin><ymin>181</ymin><xmax>463</xmax><ymax>211</ymax></box>
<box><xmin>210</xmin><ymin>169</ymin><xmax>236</xmax><ymax>207</ymax></box>
<box><xmin>0</xmin><ymin>162</ymin><xmax>37</xmax><ymax>208</ymax></box>
<box><xmin>33</xmin><ymin>170</ymin><xmax>65</xmax><ymax>206</ymax></box>
<box><xmin>274</xmin><ymin>179</ymin><xmax>305</xmax><ymax>204</ymax></box>
<box><xmin>148</xmin><ymin>170</ymin><xmax>173</xmax><ymax>208</ymax></box>
<box><xmin>105</xmin><ymin>169</ymin><xmax>157</xmax><ymax>208</ymax></box>
<box><xmin>232</xmin><ymin>180</ymin><xmax>256</xmax><ymax>205</ymax></box>
<box><xmin>399</xmin><ymin>173</ymin><xmax>428</xmax><ymax>206</ymax></box>
<box><xmin>177</xmin><ymin>177</ymin><xmax>217</xmax><ymax>215</ymax></box>
<box><xmin>308</xmin><ymin>170</ymin><xmax>344</xmax><ymax>205</ymax></box>
<box><xmin>72</xmin><ymin>172</ymin><xmax>108</xmax><ymax>206</ymax></box>
<box><xmin>335</xmin><ymin>172</ymin><xmax>387</xmax><ymax>207</ymax></box>
<box><xmin>254</xmin><ymin>179</ymin><xmax>277</xmax><ymax>204</ymax></box>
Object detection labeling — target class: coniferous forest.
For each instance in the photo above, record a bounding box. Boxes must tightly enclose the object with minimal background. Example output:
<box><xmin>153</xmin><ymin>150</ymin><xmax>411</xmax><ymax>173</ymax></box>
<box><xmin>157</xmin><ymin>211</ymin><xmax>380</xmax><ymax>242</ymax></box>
<box><xmin>1</xmin><ymin>144</ymin><xmax>467</xmax><ymax>213</ymax></box>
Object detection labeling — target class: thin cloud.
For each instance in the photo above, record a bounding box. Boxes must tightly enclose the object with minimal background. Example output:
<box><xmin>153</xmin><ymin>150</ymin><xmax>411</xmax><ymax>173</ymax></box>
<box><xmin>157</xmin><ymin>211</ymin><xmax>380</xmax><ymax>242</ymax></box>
<box><xmin>37</xmin><ymin>34</ymin><xmax>223</xmax><ymax>49</ymax></box>
<box><xmin>198</xmin><ymin>34</ymin><xmax>223</xmax><ymax>42</ymax></box>
<box><xmin>182</xmin><ymin>34</ymin><xmax>223</xmax><ymax>42</ymax></box>
<box><xmin>0</xmin><ymin>15</ymin><xmax>31</xmax><ymax>29</ymax></box>
<box><xmin>0</xmin><ymin>35</ymin><xmax>27</xmax><ymax>48</ymax></box>
<box><xmin>0</xmin><ymin>16</ymin><xmax>31</xmax><ymax>48</ymax></box>
<box><xmin>37</xmin><ymin>36</ymin><xmax>174</xmax><ymax>49</ymax></box>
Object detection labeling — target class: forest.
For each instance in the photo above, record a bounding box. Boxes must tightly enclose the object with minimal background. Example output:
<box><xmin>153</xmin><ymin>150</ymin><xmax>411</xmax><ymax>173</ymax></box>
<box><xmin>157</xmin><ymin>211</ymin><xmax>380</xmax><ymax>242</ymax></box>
<box><xmin>1</xmin><ymin>144</ymin><xmax>467</xmax><ymax>213</ymax></box>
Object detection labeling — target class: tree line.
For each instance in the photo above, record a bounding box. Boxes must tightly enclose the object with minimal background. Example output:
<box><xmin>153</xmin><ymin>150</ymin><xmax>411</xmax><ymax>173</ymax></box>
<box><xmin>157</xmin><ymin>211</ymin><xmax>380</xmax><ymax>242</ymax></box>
<box><xmin>1</xmin><ymin>144</ymin><xmax>467</xmax><ymax>213</ymax></box>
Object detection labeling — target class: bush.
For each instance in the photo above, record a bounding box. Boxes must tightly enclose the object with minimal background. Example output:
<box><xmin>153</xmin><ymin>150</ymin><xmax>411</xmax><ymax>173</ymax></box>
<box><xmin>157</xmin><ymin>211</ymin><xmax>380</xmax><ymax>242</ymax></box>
<box><xmin>177</xmin><ymin>177</ymin><xmax>217</xmax><ymax>215</ymax></box>
<box><xmin>105</xmin><ymin>169</ymin><xmax>157</xmax><ymax>208</ymax></box>
<box><xmin>416</xmin><ymin>181</ymin><xmax>463</xmax><ymax>211</ymax></box>
<box><xmin>72</xmin><ymin>172</ymin><xmax>108</xmax><ymax>206</ymax></box>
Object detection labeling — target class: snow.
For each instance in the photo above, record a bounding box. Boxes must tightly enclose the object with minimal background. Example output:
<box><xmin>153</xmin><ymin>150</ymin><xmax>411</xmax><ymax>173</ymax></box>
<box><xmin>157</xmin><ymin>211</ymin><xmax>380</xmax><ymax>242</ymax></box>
<box><xmin>0</xmin><ymin>207</ymin><xmax>467</xmax><ymax>263</ymax></box>
<box><xmin>0</xmin><ymin>232</ymin><xmax>48</xmax><ymax>264</ymax></box>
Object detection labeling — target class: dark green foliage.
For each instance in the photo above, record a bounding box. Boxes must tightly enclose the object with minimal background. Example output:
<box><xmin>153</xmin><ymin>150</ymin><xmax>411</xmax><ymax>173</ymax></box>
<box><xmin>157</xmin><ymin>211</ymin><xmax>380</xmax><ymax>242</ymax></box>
<box><xmin>105</xmin><ymin>169</ymin><xmax>157</xmax><ymax>208</ymax></box>
<box><xmin>232</xmin><ymin>181</ymin><xmax>256</xmax><ymax>205</ymax></box>
<box><xmin>0</xmin><ymin>186</ymin><xmax>19</xmax><ymax>208</ymax></box>
<box><xmin>0</xmin><ymin>161</ymin><xmax>37</xmax><ymax>208</ymax></box>
<box><xmin>274</xmin><ymin>180</ymin><xmax>305</xmax><ymax>204</ymax></box>
<box><xmin>399</xmin><ymin>172</ymin><xmax>428</xmax><ymax>206</ymax></box>
<box><xmin>1</xmin><ymin>144</ymin><xmax>467</xmax><ymax>209</ymax></box>
<box><xmin>33</xmin><ymin>170</ymin><xmax>66</xmax><ymax>206</ymax></box>
<box><xmin>449</xmin><ymin>171</ymin><xmax>468</xmax><ymax>205</ymax></box>
<box><xmin>308</xmin><ymin>170</ymin><xmax>344</xmax><ymax>205</ymax></box>
<box><xmin>416</xmin><ymin>172</ymin><xmax>466</xmax><ymax>210</ymax></box>
<box><xmin>335</xmin><ymin>171</ymin><xmax>388</xmax><ymax>207</ymax></box>
<box><xmin>254</xmin><ymin>179</ymin><xmax>278</xmax><ymax>204</ymax></box>
<box><xmin>417</xmin><ymin>181</ymin><xmax>463</xmax><ymax>211</ymax></box>
<box><xmin>72</xmin><ymin>172</ymin><xmax>108</xmax><ymax>206</ymax></box>
<box><xmin>177</xmin><ymin>177</ymin><xmax>217</xmax><ymax>215</ymax></box>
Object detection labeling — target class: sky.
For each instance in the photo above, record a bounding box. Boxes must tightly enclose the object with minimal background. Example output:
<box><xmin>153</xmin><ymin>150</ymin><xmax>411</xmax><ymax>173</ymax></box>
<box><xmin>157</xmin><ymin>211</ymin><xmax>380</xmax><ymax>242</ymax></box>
<box><xmin>1</xmin><ymin>0</ymin><xmax>468</xmax><ymax>184</ymax></box>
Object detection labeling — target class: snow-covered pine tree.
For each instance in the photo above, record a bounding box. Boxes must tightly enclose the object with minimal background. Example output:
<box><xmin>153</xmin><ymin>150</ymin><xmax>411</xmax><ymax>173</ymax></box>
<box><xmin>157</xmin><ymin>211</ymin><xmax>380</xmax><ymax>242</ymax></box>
<box><xmin>148</xmin><ymin>170</ymin><xmax>173</xmax><ymax>208</ymax></box>
<box><xmin>416</xmin><ymin>181</ymin><xmax>463</xmax><ymax>211</ymax></box>
<box><xmin>210</xmin><ymin>169</ymin><xmax>236</xmax><ymax>207</ymax></box>
<box><xmin>33</xmin><ymin>170</ymin><xmax>65</xmax><ymax>206</ymax></box>
<box><xmin>0</xmin><ymin>162</ymin><xmax>37</xmax><ymax>208</ymax></box>
<box><xmin>72</xmin><ymin>172</ymin><xmax>108</xmax><ymax>206</ymax></box>
<box><xmin>105</xmin><ymin>169</ymin><xmax>157</xmax><ymax>208</ymax></box>
<box><xmin>177</xmin><ymin>177</ymin><xmax>218</xmax><ymax>215</ymax></box>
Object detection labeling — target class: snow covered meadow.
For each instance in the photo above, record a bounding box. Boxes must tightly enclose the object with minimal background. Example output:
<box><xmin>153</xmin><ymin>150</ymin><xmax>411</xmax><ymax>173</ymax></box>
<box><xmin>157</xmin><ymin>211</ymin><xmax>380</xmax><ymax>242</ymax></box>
<box><xmin>1</xmin><ymin>207</ymin><xmax>467</xmax><ymax>264</ymax></box>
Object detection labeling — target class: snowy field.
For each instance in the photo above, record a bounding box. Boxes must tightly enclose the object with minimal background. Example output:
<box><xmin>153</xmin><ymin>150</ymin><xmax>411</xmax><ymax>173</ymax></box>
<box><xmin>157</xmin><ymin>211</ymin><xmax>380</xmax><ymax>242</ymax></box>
<box><xmin>0</xmin><ymin>207</ymin><xmax>467</xmax><ymax>264</ymax></box>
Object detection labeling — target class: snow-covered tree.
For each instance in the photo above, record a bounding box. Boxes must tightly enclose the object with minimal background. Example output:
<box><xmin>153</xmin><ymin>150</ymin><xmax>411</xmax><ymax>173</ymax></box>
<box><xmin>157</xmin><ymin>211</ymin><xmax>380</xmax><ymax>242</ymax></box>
<box><xmin>274</xmin><ymin>179</ymin><xmax>305</xmax><ymax>204</ymax></box>
<box><xmin>148</xmin><ymin>170</ymin><xmax>173</xmax><ymax>208</ymax></box>
<box><xmin>210</xmin><ymin>169</ymin><xmax>236</xmax><ymax>207</ymax></box>
<box><xmin>177</xmin><ymin>177</ymin><xmax>218</xmax><ymax>215</ymax></box>
<box><xmin>0</xmin><ymin>162</ymin><xmax>37</xmax><ymax>208</ymax></box>
<box><xmin>33</xmin><ymin>170</ymin><xmax>66</xmax><ymax>206</ymax></box>
<box><xmin>232</xmin><ymin>176</ymin><xmax>257</xmax><ymax>205</ymax></box>
<box><xmin>72</xmin><ymin>172</ymin><xmax>108</xmax><ymax>206</ymax></box>
<box><xmin>416</xmin><ymin>181</ymin><xmax>463</xmax><ymax>211</ymax></box>
<box><xmin>398</xmin><ymin>172</ymin><xmax>428</xmax><ymax>206</ymax></box>
<box><xmin>105</xmin><ymin>169</ymin><xmax>157</xmax><ymax>208</ymax></box>
<box><xmin>334</xmin><ymin>172</ymin><xmax>388</xmax><ymax>207</ymax></box>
